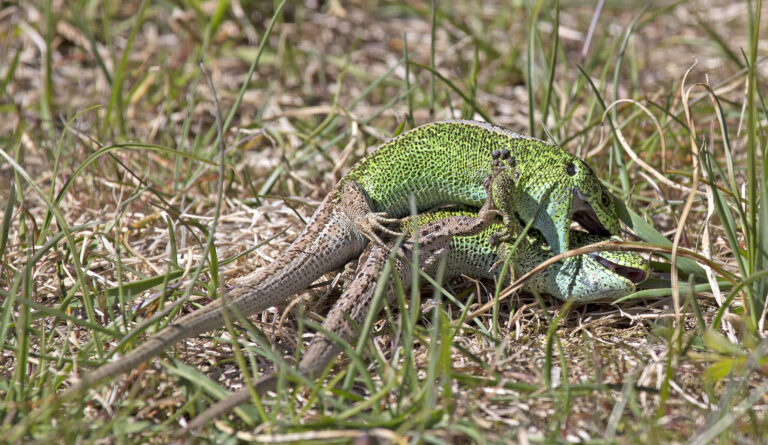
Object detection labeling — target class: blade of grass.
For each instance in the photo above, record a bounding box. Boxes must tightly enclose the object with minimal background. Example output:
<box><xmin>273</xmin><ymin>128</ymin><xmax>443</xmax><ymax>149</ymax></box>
<box><xmin>539</xmin><ymin>0</ymin><xmax>559</xmax><ymax>139</ymax></box>
<box><xmin>429</xmin><ymin>0</ymin><xmax>436</xmax><ymax>120</ymax></box>
<box><xmin>526</xmin><ymin>0</ymin><xmax>544</xmax><ymax>134</ymax></box>
<box><xmin>0</xmin><ymin>45</ymin><xmax>21</xmax><ymax>96</ymax></box>
<box><xmin>103</xmin><ymin>0</ymin><xmax>148</xmax><ymax>137</ymax></box>
<box><xmin>403</xmin><ymin>33</ymin><xmax>414</xmax><ymax>128</ymax></box>
<box><xmin>0</xmin><ymin>148</ymin><xmax>103</xmax><ymax>356</ymax></box>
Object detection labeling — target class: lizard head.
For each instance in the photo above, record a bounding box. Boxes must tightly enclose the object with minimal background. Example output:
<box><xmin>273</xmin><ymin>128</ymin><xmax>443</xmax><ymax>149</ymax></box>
<box><xmin>512</xmin><ymin>232</ymin><xmax>649</xmax><ymax>302</ymax></box>
<box><xmin>489</xmin><ymin>150</ymin><xmax>621</xmax><ymax>256</ymax></box>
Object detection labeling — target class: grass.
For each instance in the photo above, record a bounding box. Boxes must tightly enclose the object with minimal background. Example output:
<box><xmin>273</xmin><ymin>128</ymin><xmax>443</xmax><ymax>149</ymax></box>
<box><xmin>1</xmin><ymin>0</ymin><xmax>767</xmax><ymax>443</ymax></box>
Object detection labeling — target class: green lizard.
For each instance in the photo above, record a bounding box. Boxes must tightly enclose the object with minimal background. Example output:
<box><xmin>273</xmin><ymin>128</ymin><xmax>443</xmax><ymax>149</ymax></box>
<box><xmin>183</xmin><ymin>207</ymin><xmax>648</xmax><ymax>432</ymax></box>
<box><xmin>62</xmin><ymin>120</ymin><xmax>621</xmax><ymax>399</ymax></box>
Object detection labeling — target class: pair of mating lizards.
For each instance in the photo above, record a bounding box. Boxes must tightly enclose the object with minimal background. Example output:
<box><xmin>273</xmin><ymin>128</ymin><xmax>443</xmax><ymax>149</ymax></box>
<box><xmin>60</xmin><ymin>120</ymin><xmax>648</xmax><ymax>432</ymax></box>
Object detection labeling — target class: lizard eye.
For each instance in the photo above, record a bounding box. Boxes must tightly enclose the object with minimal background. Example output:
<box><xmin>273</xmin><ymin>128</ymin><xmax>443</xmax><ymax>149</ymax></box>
<box><xmin>601</xmin><ymin>192</ymin><xmax>611</xmax><ymax>207</ymax></box>
<box><xmin>565</xmin><ymin>162</ymin><xmax>577</xmax><ymax>176</ymax></box>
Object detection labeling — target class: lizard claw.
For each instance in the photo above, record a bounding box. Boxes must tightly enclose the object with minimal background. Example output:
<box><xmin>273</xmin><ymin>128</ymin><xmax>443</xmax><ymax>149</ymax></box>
<box><xmin>353</xmin><ymin>211</ymin><xmax>404</xmax><ymax>250</ymax></box>
<box><xmin>489</xmin><ymin>258</ymin><xmax>506</xmax><ymax>273</ymax></box>
<box><xmin>365</xmin><ymin>212</ymin><xmax>404</xmax><ymax>238</ymax></box>
<box><xmin>368</xmin><ymin>212</ymin><xmax>402</xmax><ymax>224</ymax></box>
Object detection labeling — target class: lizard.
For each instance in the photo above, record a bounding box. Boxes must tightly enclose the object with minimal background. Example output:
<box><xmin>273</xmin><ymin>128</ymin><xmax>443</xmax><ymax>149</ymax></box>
<box><xmin>181</xmin><ymin>207</ymin><xmax>649</xmax><ymax>433</ymax></box>
<box><xmin>61</xmin><ymin>119</ymin><xmax>622</xmax><ymax>400</ymax></box>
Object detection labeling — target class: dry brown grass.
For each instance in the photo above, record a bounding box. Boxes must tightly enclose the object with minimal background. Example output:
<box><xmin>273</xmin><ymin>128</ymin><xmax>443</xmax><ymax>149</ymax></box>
<box><xmin>1</xmin><ymin>0</ymin><xmax>767</xmax><ymax>443</ymax></box>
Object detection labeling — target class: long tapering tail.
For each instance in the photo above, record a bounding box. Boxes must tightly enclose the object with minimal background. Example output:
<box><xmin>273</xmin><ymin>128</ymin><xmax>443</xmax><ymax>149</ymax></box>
<box><xmin>61</xmin><ymin>197</ymin><xmax>367</xmax><ymax>399</ymax></box>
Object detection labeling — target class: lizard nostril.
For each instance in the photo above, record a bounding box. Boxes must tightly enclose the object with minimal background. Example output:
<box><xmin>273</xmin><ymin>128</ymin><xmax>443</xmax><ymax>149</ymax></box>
<box><xmin>566</xmin><ymin>163</ymin><xmax>577</xmax><ymax>176</ymax></box>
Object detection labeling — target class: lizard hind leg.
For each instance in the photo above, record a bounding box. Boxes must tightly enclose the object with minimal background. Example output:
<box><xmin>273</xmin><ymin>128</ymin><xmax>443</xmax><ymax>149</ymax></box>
<box><xmin>182</xmin><ymin>209</ymin><xmax>468</xmax><ymax>433</ymax></box>
<box><xmin>181</xmin><ymin>241</ymin><xmax>395</xmax><ymax>435</ymax></box>
<box><xmin>339</xmin><ymin>180</ymin><xmax>404</xmax><ymax>246</ymax></box>
<box><xmin>295</xmin><ymin>205</ymin><xmax>494</xmax><ymax>383</ymax></box>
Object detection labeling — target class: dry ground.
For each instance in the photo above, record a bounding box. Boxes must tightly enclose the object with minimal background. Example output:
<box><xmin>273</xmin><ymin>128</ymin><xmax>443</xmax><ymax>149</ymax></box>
<box><xmin>1</xmin><ymin>0</ymin><xmax>767</xmax><ymax>443</ymax></box>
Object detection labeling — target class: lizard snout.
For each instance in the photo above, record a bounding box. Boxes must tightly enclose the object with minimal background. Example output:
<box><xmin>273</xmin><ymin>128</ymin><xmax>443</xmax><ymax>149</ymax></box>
<box><xmin>589</xmin><ymin>253</ymin><xmax>649</xmax><ymax>284</ymax></box>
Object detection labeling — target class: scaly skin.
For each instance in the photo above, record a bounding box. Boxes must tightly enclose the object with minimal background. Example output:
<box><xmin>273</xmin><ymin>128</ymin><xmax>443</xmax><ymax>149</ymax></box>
<box><xmin>184</xmin><ymin>208</ymin><xmax>647</xmax><ymax>432</ymax></box>
<box><xmin>62</xmin><ymin>120</ymin><xmax>620</xmax><ymax>399</ymax></box>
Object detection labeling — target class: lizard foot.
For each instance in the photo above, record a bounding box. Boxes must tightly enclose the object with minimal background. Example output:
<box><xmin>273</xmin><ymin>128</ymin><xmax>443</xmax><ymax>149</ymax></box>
<box><xmin>366</xmin><ymin>212</ymin><xmax>404</xmax><ymax>237</ymax></box>
<box><xmin>331</xmin><ymin>260</ymin><xmax>359</xmax><ymax>291</ymax></box>
<box><xmin>355</xmin><ymin>211</ymin><xmax>405</xmax><ymax>248</ymax></box>
<box><xmin>339</xmin><ymin>179</ymin><xmax>403</xmax><ymax>245</ymax></box>
<box><xmin>489</xmin><ymin>256</ymin><xmax>517</xmax><ymax>279</ymax></box>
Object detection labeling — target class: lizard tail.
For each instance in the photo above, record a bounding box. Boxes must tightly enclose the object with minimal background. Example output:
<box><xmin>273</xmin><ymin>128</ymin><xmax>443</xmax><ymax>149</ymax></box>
<box><xmin>181</xmin><ymin>375</ymin><xmax>277</xmax><ymax>436</ymax></box>
<box><xmin>180</xmin><ymin>340</ymin><xmax>342</xmax><ymax>435</ymax></box>
<box><xmin>180</xmin><ymin>243</ymin><xmax>392</xmax><ymax>433</ymax></box>
<box><xmin>177</xmin><ymin>213</ymin><xmax>467</xmax><ymax>432</ymax></box>
<box><xmin>63</xmin><ymin>197</ymin><xmax>367</xmax><ymax>399</ymax></box>
<box><xmin>181</xmin><ymin>338</ymin><xmax>342</xmax><ymax>436</ymax></box>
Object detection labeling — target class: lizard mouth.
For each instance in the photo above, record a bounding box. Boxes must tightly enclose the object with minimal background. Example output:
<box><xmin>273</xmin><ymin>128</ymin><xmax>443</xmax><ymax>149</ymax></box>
<box><xmin>572</xmin><ymin>188</ymin><xmax>611</xmax><ymax>237</ymax></box>
<box><xmin>590</xmin><ymin>254</ymin><xmax>648</xmax><ymax>284</ymax></box>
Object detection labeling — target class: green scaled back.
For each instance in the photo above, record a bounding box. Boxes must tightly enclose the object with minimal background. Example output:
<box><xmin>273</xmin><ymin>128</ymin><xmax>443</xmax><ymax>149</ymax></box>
<box><xmin>344</xmin><ymin>120</ymin><xmax>512</xmax><ymax>215</ymax></box>
<box><xmin>342</xmin><ymin>120</ymin><xmax>621</xmax><ymax>256</ymax></box>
